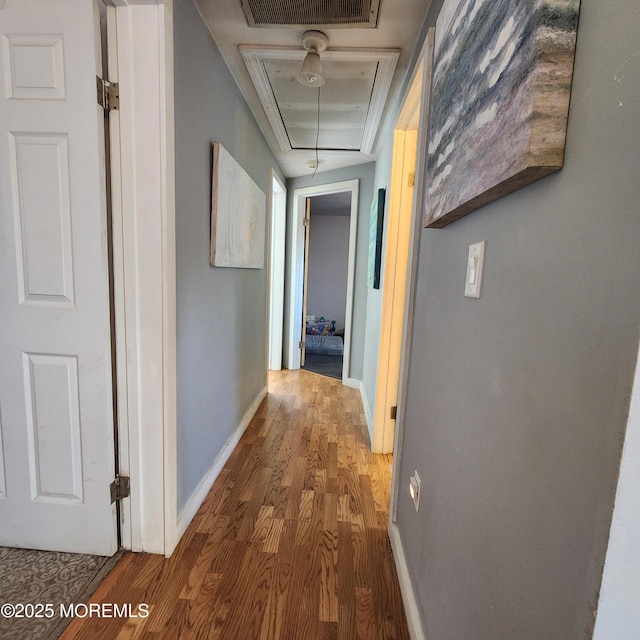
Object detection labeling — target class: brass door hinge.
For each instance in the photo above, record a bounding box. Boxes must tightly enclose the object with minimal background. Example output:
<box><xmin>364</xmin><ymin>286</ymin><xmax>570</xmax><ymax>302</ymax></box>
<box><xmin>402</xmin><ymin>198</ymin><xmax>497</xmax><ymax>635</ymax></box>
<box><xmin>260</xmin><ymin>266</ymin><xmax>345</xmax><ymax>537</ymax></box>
<box><xmin>110</xmin><ymin>475</ymin><xmax>130</xmax><ymax>503</ymax></box>
<box><xmin>97</xmin><ymin>76</ymin><xmax>120</xmax><ymax>113</ymax></box>
<box><xmin>390</xmin><ymin>405</ymin><xmax>397</xmax><ymax>420</ymax></box>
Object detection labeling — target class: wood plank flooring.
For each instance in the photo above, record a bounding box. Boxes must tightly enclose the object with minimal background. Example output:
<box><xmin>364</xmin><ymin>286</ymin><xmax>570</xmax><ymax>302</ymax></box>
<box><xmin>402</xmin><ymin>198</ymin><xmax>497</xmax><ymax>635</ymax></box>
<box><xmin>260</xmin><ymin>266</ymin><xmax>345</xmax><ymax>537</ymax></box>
<box><xmin>61</xmin><ymin>369</ymin><xmax>410</xmax><ymax>640</ymax></box>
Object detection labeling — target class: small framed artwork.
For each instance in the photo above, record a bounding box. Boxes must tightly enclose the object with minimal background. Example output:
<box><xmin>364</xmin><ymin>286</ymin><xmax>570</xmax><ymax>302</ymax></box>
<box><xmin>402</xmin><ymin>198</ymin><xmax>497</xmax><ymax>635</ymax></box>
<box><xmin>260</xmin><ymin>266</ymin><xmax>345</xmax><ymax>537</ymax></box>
<box><xmin>368</xmin><ymin>188</ymin><xmax>386</xmax><ymax>289</ymax></box>
<box><xmin>210</xmin><ymin>142</ymin><xmax>266</xmax><ymax>269</ymax></box>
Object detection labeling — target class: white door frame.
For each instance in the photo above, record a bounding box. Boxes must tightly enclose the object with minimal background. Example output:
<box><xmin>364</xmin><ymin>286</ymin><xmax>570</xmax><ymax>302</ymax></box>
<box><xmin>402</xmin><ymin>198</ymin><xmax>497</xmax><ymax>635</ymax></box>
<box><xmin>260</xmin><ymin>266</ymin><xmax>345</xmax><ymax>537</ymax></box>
<box><xmin>267</xmin><ymin>169</ymin><xmax>287</xmax><ymax>371</ymax></box>
<box><xmin>300</xmin><ymin>197</ymin><xmax>312</xmax><ymax>368</ymax></box>
<box><xmin>286</xmin><ymin>180</ymin><xmax>359</xmax><ymax>383</ymax></box>
<box><xmin>593</xmin><ymin>336</ymin><xmax>640</xmax><ymax>639</ymax></box>
<box><xmin>372</xmin><ymin>120</ymin><xmax>419</xmax><ymax>454</ymax></box>
<box><xmin>105</xmin><ymin>0</ymin><xmax>177</xmax><ymax>556</ymax></box>
<box><xmin>388</xmin><ymin>29</ymin><xmax>435</xmax><ymax>521</ymax></box>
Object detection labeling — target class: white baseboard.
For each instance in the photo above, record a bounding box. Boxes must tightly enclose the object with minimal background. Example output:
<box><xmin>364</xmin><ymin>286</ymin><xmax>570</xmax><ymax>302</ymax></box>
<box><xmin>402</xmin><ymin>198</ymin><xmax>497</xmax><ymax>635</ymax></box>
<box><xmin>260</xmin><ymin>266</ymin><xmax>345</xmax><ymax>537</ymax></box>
<box><xmin>342</xmin><ymin>376</ymin><xmax>360</xmax><ymax>389</ymax></box>
<box><xmin>342</xmin><ymin>377</ymin><xmax>374</xmax><ymax>446</ymax></box>
<box><xmin>389</xmin><ymin>522</ymin><xmax>427</xmax><ymax>640</ymax></box>
<box><xmin>176</xmin><ymin>385</ymin><xmax>268</xmax><ymax>540</ymax></box>
<box><xmin>359</xmin><ymin>381</ymin><xmax>374</xmax><ymax>445</ymax></box>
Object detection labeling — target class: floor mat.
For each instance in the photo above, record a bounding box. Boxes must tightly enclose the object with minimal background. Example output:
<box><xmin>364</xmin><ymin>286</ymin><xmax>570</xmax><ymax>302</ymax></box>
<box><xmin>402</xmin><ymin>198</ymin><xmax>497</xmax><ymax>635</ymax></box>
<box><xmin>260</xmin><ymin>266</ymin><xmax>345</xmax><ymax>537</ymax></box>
<box><xmin>0</xmin><ymin>546</ymin><xmax>122</xmax><ymax>640</ymax></box>
<box><xmin>303</xmin><ymin>353</ymin><xmax>343</xmax><ymax>379</ymax></box>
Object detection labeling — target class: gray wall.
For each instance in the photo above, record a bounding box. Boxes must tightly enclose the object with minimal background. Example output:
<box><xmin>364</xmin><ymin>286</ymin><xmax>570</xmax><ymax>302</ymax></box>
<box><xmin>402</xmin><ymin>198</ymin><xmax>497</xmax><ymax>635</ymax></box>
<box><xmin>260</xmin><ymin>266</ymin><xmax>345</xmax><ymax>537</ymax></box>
<box><xmin>174</xmin><ymin>0</ymin><xmax>284</xmax><ymax>512</ymax></box>
<box><xmin>286</xmin><ymin>163</ymin><xmax>375</xmax><ymax>380</ymax></box>
<box><xmin>307</xmin><ymin>214</ymin><xmax>350</xmax><ymax>332</ymax></box>
<box><xmin>361</xmin><ymin>134</ymin><xmax>394</xmax><ymax>437</ymax></box>
<box><xmin>393</xmin><ymin>0</ymin><xmax>640</xmax><ymax>638</ymax></box>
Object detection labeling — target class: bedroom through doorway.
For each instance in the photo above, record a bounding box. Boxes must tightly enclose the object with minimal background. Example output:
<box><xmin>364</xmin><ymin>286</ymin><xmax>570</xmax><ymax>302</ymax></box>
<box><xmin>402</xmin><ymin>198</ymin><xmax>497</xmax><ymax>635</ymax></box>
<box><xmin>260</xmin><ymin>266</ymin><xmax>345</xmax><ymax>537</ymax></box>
<box><xmin>302</xmin><ymin>192</ymin><xmax>352</xmax><ymax>380</ymax></box>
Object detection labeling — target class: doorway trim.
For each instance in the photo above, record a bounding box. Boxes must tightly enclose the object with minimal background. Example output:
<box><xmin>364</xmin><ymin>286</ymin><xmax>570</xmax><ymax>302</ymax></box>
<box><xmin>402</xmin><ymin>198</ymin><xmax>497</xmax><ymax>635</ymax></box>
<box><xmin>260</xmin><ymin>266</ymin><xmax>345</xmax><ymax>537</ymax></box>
<box><xmin>384</xmin><ymin>29</ymin><xmax>434</xmax><ymax>640</ymax></box>
<box><xmin>286</xmin><ymin>180</ymin><xmax>359</xmax><ymax>384</ymax></box>
<box><xmin>267</xmin><ymin>169</ymin><xmax>287</xmax><ymax>371</ymax></box>
<box><xmin>372</xmin><ymin>124</ymin><xmax>419</xmax><ymax>453</ymax></box>
<box><xmin>388</xmin><ymin>28</ymin><xmax>435</xmax><ymax>522</ymax></box>
<box><xmin>592</xmin><ymin>337</ymin><xmax>640</xmax><ymax>638</ymax></box>
<box><xmin>105</xmin><ymin>0</ymin><xmax>177</xmax><ymax>556</ymax></box>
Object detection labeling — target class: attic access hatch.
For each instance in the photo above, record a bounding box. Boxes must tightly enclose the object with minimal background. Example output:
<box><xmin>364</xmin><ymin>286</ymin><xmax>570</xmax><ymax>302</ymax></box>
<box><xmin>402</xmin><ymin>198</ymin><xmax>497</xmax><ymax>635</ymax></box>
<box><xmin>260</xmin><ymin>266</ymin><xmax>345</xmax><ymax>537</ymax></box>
<box><xmin>239</xmin><ymin>0</ymin><xmax>381</xmax><ymax>28</ymax></box>
<box><xmin>240</xmin><ymin>47</ymin><xmax>399</xmax><ymax>155</ymax></box>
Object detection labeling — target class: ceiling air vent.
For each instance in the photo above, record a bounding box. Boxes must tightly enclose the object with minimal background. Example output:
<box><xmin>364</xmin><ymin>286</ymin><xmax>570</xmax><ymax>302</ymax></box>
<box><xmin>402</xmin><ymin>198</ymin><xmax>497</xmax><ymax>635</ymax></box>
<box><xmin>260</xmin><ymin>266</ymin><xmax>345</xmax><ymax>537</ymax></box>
<box><xmin>239</xmin><ymin>0</ymin><xmax>381</xmax><ymax>29</ymax></box>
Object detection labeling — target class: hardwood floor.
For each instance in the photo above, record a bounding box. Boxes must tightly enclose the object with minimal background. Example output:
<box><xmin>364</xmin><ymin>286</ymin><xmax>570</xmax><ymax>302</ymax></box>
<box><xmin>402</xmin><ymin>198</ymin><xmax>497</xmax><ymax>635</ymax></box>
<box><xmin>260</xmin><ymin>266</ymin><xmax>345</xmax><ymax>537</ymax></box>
<box><xmin>61</xmin><ymin>370</ymin><xmax>410</xmax><ymax>640</ymax></box>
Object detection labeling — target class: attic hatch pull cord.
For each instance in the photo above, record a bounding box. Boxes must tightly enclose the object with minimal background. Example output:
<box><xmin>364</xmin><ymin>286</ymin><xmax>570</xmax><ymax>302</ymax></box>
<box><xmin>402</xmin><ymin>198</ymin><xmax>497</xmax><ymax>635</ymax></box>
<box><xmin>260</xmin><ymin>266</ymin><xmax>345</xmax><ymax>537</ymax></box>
<box><xmin>312</xmin><ymin>86</ymin><xmax>320</xmax><ymax>178</ymax></box>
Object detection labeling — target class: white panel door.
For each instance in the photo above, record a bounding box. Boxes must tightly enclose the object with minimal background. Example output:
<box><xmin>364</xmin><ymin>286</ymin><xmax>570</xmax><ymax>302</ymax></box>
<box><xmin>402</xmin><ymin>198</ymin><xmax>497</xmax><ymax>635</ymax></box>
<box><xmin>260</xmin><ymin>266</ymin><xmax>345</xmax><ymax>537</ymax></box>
<box><xmin>0</xmin><ymin>0</ymin><xmax>117</xmax><ymax>554</ymax></box>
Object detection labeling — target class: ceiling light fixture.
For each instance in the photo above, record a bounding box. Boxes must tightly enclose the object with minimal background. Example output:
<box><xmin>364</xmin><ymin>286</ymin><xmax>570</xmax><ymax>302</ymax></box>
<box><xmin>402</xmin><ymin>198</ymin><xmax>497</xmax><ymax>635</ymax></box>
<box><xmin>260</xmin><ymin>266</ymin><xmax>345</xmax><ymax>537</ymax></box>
<box><xmin>297</xmin><ymin>30</ymin><xmax>328</xmax><ymax>88</ymax></box>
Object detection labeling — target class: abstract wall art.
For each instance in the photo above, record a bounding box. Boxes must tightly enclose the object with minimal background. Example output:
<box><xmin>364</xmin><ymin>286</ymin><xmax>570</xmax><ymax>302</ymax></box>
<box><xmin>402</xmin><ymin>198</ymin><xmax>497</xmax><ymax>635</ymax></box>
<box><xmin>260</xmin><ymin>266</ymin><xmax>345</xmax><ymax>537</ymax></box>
<box><xmin>424</xmin><ymin>0</ymin><xmax>581</xmax><ymax>228</ymax></box>
<box><xmin>210</xmin><ymin>142</ymin><xmax>266</xmax><ymax>269</ymax></box>
<box><xmin>368</xmin><ymin>188</ymin><xmax>386</xmax><ymax>289</ymax></box>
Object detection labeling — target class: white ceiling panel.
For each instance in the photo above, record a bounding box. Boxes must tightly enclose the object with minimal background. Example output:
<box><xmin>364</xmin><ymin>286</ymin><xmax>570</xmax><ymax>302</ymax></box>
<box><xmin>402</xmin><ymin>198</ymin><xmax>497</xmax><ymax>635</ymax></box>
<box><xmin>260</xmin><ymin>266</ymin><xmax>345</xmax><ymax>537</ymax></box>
<box><xmin>263</xmin><ymin>56</ymin><xmax>377</xmax><ymax>151</ymax></box>
<box><xmin>241</xmin><ymin>47</ymin><xmax>399</xmax><ymax>155</ymax></box>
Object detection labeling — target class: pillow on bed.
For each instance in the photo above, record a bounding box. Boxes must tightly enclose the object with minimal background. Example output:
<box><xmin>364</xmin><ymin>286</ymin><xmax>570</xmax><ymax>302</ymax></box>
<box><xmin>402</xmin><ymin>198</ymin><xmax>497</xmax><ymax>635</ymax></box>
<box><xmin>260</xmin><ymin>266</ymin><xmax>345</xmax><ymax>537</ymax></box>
<box><xmin>306</xmin><ymin>319</ymin><xmax>336</xmax><ymax>335</ymax></box>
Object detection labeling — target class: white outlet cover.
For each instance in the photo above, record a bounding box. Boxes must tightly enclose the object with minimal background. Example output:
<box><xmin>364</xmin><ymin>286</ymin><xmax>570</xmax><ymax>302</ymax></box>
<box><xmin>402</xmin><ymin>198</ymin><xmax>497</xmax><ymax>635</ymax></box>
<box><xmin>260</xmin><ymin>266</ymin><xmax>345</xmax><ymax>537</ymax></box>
<box><xmin>465</xmin><ymin>241</ymin><xmax>486</xmax><ymax>298</ymax></box>
<box><xmin>410</xmin><ymin>470</ymin><xmax>421</xmax><ymax>512</ymax></box>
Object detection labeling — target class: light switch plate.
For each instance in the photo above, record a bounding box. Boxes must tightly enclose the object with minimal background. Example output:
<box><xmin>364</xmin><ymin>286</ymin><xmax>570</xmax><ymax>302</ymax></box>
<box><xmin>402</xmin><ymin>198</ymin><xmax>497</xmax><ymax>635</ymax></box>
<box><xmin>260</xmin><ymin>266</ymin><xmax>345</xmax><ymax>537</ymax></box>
<box><xmin>465</xmin><ymin>241</ymin><xmax>485</xmax><ymax>298</ymax></box>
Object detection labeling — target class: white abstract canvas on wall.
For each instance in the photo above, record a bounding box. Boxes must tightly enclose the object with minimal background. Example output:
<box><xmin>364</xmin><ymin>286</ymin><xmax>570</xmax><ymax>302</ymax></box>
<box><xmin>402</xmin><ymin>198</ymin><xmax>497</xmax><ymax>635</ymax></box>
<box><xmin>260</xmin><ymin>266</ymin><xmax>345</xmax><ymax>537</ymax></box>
<box><xmin>210</xmin><ymin>142</ymin><xmax>266</xmax><ymax>269</ymax></box>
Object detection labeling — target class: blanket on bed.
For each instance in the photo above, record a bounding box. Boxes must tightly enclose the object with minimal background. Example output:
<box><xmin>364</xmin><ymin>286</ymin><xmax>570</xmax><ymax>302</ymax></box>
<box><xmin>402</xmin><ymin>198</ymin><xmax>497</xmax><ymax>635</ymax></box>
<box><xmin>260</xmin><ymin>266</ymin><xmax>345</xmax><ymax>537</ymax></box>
<box><xmin>305</xmin><ymin>334</ymin><xmax>343</xmax><ymax>356</ymax></box>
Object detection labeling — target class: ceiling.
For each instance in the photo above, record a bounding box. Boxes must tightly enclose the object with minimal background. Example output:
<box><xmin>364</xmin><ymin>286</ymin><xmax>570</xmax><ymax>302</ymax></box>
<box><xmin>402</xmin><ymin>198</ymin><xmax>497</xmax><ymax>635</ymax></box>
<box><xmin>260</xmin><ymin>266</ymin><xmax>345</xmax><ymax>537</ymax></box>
<box><xmin>194</xmin><ymin>0</ymin><xmax>432</xmax><ymax>178</ymax></box>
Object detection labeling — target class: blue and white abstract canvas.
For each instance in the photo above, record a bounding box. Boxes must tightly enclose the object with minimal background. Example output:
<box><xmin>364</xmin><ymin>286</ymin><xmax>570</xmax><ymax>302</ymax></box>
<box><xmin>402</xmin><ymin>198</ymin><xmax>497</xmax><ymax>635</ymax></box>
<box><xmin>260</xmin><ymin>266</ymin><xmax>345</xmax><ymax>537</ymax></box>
<box><xmin>424</xmin><ymin>0</ymin><xmax>581</xmax><ymax>227</ymax></box>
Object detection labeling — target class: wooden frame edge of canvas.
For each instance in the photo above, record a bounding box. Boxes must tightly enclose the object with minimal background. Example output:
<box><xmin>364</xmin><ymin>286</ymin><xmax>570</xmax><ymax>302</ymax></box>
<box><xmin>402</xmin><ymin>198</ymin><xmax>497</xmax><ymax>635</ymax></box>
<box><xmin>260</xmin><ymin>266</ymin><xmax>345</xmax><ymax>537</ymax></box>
<box><xmin>426</xmin><ymin>164</ymin><xmax>560</xmax><ymax>228</ymax></box>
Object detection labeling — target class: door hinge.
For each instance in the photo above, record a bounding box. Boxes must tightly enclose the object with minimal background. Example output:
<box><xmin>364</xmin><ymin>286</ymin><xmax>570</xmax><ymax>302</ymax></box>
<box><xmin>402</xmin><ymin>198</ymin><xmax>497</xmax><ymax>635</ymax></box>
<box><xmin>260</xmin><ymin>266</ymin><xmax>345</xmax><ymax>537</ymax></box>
<box><xmin>390</xmin><ymin>405</ymin><xmax>397</xmax><ymax>420</ymax></box>
<box><xmin>110</xmin><ymin>475</ymin><xmax>130</xmax><ymax>503</ymax></box>
<box><xmin>408</xmin><ymin>172</ymin><xmax>416</xmax><ymax>188</ymax></box>
<box><xmin>299</xmin><ymin>340</ymin><xmax>305</xmax><ymax>349</ymax></box>
<box><xmin>97</xmin><ymin>76</ymin><xmax>120</xmax><ymax>113</ymax></box>
<box><xmin>303</xmin><ymin>217</ymin><xmax>310</xmax><ymax>227</ymax></box>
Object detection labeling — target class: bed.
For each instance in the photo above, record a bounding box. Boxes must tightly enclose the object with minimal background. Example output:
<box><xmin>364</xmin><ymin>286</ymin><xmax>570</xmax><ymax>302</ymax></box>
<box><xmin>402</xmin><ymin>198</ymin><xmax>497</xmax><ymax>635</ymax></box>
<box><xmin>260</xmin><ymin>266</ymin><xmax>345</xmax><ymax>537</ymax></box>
<box><xmin>305</xmin><ymin>334</ymin><xmax>344</xmax><ymax>356</ymax></box>
<box><xmin>305</xmin><ymin>318</ymin><xmax>343</xmax><ymax>355</ymax></box>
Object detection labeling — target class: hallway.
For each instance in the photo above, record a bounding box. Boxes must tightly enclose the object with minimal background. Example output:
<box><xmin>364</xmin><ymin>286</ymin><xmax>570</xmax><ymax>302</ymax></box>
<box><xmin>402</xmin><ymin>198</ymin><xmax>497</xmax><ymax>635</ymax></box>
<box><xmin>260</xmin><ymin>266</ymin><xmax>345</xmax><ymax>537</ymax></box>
<box><xmin>61</xmin><ymin>370</ymin><xmax>410</xmax><ymax>639</ymax></box>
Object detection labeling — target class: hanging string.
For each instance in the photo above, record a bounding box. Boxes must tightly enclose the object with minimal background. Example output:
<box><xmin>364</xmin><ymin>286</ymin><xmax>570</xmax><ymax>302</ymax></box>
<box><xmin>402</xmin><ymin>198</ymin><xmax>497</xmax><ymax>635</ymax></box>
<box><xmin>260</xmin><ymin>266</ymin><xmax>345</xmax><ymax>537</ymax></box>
<box><xmin>312</xmin><ymin>86</ymin><xmax>320</xmax><ymax>178</ymax></box>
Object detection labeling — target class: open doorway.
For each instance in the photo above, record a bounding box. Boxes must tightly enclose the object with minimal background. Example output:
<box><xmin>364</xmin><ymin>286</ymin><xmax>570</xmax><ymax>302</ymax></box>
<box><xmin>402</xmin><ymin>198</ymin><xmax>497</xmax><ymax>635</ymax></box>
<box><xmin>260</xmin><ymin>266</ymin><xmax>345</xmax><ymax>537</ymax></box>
<box><xmin>384</xmin><ymin>29</ymin><xmax>435</xmax><ymax>520</ymax></box>
<box><xmin>371</xmin><ymin>70</ymin><xmax>424</xmax><ymax>453</ymax></box>
<box><xmin>302</xmin><ymin>192</ymin><xmax>352</xmax><ymax>379</ymax></box>
<box><xmin>286</xmin><ymin>180</ymin><xmax>359</xmax><ymax>383</ymax></box>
